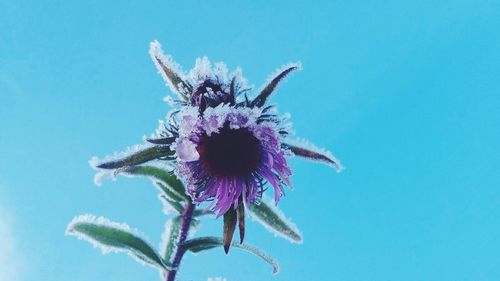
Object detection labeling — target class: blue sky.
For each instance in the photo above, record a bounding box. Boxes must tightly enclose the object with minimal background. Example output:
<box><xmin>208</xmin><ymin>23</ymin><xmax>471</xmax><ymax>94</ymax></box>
<box><xmin>1</xmin><ymin>0</ymin><xmax>499</xmax><ymax>280</ymax></box>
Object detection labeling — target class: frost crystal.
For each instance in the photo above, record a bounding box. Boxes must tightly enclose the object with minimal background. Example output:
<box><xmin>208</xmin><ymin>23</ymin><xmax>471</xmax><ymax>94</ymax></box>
<box><xmin>288</xmin><ymin>138</ymin><xmax>344</xmax><ymax>172</ymax></box>
<box><xmin>248</xmin><ymin>196</ymin><xmax>302</xmax><ymax>244</ymax></box>
<box><xmin>149</xmin><ymin>40</ymin><xmax>188</xmax><ymax>99</ymax></box>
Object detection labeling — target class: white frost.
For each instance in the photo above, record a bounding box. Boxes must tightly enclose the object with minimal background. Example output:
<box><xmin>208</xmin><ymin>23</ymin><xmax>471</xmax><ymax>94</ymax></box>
<box><xmin>248</xmin><ymin>196</ymin><xmax>303</xmax><ymax>244</ymax></box>
<box><xmin>89</xmin><ymin>141</ymin><xmax>165</xmax><ymax>186</ymax></box>
<box><xmin>149</xmin><ymin>40</ymin><xmax>189</xmax><ymax>99</ymax></box>
<box><xmin>175</xmin><ymin>138</ymin><xmax>199</xmax><ymax>162</ymax></box>
<box><xmin>255</xmin><ymin>62</ymin><xmax>302</xmax><ymax>99</ymax></box>
<box><xmin>65</xmin><ymin>214</ymin><xmax>159</xmax><ymax>268</ymax></box>
<box><xmin>287</xmin><ymin>137</ymin><xmax>344</xmax><ymax>172</ymax></box>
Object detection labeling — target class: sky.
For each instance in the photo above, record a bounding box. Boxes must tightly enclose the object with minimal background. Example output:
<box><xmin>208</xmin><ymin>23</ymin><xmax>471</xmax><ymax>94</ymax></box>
<box><xmin>1</xmin><ymin>0</ymin><xmax>499</xmax><ymax>280</ymax></box>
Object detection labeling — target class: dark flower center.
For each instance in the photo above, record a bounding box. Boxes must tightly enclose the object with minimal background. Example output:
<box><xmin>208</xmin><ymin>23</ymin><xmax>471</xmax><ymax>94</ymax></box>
<box><xmin>197</xmin><ymin>124</ymin><xmax>262</xmax><ymax>178</ymax></box>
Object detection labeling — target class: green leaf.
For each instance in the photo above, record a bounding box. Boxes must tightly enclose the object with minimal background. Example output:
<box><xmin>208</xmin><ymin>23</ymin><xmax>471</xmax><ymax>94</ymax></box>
<box><xmin>96</xmin><ymin>146</ymin><xmax>174</xmax><ymax>170</ymax></box>
<box><xmin>66</xmin><ymin>215</ymin><xmax>169</xmax><ymax>271</ymax></box>
<box><xmin>161</xmin><ymin>215</ymin><xmax>201</xmax><ymax>266</ymax></box>
<box><xmin>158</xmin><ymin>193</ymin><xmax>184</xmax><ymax>214</ymax></box>
<box><xmin>161</xmin><ymin>216</ymin><xmax>182</xmax><ymax>265</ymax></box>
<box><xmin>122</xmin><ymin>166</ymin><xmax>188</xmax><ymax>201</ymax></box>
<box><xmin>247</xmin><ymin>198</ymin><xmax>302</xmax><ymax>243</ymax></box>
<box><xmin>180</xmin><ymin>236</ymin><xmax>279</xmax><ymax>274</ymax></box>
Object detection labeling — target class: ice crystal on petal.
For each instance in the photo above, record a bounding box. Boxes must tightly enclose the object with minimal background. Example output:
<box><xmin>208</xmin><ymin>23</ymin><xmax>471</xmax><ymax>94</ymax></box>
<box><xmin>175</xmin><ymin>138</ymin><xmax>200</xmax><ymax>162</ymax></box>
<box><xmin>178</xmin><ymin>106</ymin><xmax>200</xmax><ymax>136</ymax></box>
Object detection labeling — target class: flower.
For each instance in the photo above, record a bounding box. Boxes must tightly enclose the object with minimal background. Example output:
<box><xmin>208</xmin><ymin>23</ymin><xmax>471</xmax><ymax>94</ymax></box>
<box><xmin>96</xmin><ymin>40</ymin><xmax>342</xmax><ymax>252</ymax></box>
<box><xmin>174</xmin><ymin>104</ymin><xmax>291</xmax><ymax>217</ymax></box>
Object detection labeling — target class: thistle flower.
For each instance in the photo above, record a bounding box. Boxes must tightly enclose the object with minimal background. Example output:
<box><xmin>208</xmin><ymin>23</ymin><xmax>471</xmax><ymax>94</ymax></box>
<box><xmin>95</xmin><ymin>40</ymin><xmax>342</xmax><ymax>253</ymax></box>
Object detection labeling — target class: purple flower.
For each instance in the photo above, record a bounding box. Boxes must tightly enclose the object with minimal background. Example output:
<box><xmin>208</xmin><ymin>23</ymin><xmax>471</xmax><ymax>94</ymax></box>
<box><xmin>99</xmin><ymin>40</ymin><xmax>342</xmax><ymax>252</ymax></box>
<box><xmin>174</xmin><ymin>104</ymin><xmax>291</xmax><ymax>217</ymax></box>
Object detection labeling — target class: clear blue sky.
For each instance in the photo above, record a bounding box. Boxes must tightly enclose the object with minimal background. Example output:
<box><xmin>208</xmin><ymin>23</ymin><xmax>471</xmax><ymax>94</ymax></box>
<box><xmin>1</xmin><ymin>0</ymin><xmax>499</xmax><ymax>280</ymax></box>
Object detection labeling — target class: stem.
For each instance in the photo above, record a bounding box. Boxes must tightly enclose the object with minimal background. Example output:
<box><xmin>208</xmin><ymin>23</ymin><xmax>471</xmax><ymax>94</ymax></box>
<box><xmin>165</xmin><ymin>200</ymin><xmax>195</xmax><ymax>281</ymax></box>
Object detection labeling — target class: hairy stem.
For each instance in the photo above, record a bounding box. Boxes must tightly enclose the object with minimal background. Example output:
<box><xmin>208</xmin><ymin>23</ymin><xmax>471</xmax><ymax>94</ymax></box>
<box><xmin>165</xmin><ymin>200</ymin><xmax>195</xmax><ymax>281</ymax></box>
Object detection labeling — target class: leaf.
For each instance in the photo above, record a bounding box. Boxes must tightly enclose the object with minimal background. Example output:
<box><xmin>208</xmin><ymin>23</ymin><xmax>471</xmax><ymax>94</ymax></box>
<box><xmin>66</xmin><ymin>215</ymin><xmax>169</xmax><ymax>271</ymax></box>
<box><xmin>146</xmin><ymin>136</ymin><xmax>177</xmax><ymax>145</ymax></box>
<box><xmin>122</xmin><ymin>165</ymin><xmax>188</xmax><ymax>201</ymax></box>
<box><xmin>160</xmin><ymin>216</ymin><xmax>182</xmax><ymax>265</ymax></box>
<box><xmin>180</xmin><ymin>236</ymin><xmax>280</xmax><ymax>274</ymax></box>
<box><xmin>95</xmin><ymin>146</ymin><xmax>174</xmax><ymax>170</ymax></box>
<box><xmin>237</xmin><ymin>201</ymin><xmax>245</xmax><ymax>243</ymax></box>
<box><xmin>251</xmin><ymin>63</ymin><xmax>301</xmax><ymax>107</ymax></box>
<box><xmin>223</xmin><ymin>208</ymin><xmax>237</xmax><ymax>254</ymax></box>
<box><xmin>149</xmin><ymin>40</ymin><xmax>193</xmax><ymax>100</ymax></box>
<box><xmin>158</xmin><ymin>193</ymin><xmax>184</xmax><ymax>214</ymax></box>
<box><xmin>284</xmin><ymin>142</ymin><xmax>342</xmax><ymax>171</ymax></box>
<box><xmin>160</xmin><ymin>215</ymin><xmax>200</xmax><ymax>266</ymax></box>
<box><xmin>247</xmin><ymin>198</ymin><xmax>302</xmax><ymax>243</ymax></box>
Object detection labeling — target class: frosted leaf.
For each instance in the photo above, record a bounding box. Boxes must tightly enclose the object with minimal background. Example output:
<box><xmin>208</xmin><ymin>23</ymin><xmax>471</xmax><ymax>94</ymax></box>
<box><xmin>89</xmin><ymin>142</ymin><xmax>157</xmax><ymax>168</ymax></box>
<box><xmin>66</xmin><ymin>215</ymin><xmax>134</xmax><ymax>253</ymax></box>
<box><xmin>149</xmin><ymin>40</ymin><xmax>190</xmax><ymax>99</ymax></box>
<box><xmin>247</xmin><ymin>196</ymin><xmax>302</xmax><ymax>244</ymax></box>
<box><xmin>159</xmin><ymin>195</ymin><xmax>177</xmax><ymax>214</ymax></box>
<box><xmin>159</xmin><ymin>217</ymin><xmax>181</xmax><ymax>265</ymax></box>
<box><xmin>181</xmin><ymin>236</ymin><xmax>280</xmax><ymax>274</ymax></box>
<box><xmin>285</xmin><ymin>138</ymin><xmax>343</xmax><ymax>172</ymax></box>
<box><xmin>252</xmin><ymin>62</ymin><xmax>302</xmax><ymax>107</ymax></box>
<box><xmin>157</xmin><ymin>190</ymin><xmax>184</xmax><ymax>215</ymax></box>
<box><xmin>66</xmin><ymin>215</ymin><xmax>168</xmax><ymax>270</ymax></box>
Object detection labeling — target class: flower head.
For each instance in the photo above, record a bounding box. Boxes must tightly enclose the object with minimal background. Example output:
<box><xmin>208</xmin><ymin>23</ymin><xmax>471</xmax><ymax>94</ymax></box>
<box><xmin>174</xmin><ymin>103</ymin><xmax>291</xmax><ymax>217</ymax></box>
<box><xmin>95</xmin><ymin>40</ymin><xmax>342</xmax><ymax>252</ymax></box>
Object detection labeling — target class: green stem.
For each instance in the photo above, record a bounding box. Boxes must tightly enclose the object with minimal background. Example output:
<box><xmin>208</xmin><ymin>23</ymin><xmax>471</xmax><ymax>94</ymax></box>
<box><xmin>165</xmin><ymin>200</ymin><xmax>194</xmax><ymax>281</ymax></box>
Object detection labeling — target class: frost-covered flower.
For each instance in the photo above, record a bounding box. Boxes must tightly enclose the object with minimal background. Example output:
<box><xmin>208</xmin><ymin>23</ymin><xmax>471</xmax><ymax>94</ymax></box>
<box><xmin>174</xmin><ymin>104</ymin><xmax>291</xmax><ymax>217</ymax></box>
<box><xmin>94</xmin><ymin>40</ymin><xmax>342</xmax><ymax>252</ymax></box>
